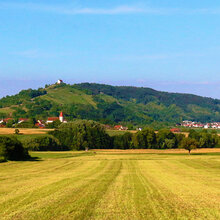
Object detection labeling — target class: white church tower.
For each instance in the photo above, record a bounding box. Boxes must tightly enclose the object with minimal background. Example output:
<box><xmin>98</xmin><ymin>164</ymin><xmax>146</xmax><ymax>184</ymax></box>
<box><xmin>59</xmin><ymin>112</ymin><xmax>64</xmax><ymax>123</ymax></box>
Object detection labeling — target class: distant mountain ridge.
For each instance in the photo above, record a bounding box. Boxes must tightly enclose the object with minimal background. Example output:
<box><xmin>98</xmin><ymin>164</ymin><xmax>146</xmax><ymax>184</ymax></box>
<box><xmin>0</xmin><ymin>82</ymin><xmax>220</xmax><ymax>126</ymax></box>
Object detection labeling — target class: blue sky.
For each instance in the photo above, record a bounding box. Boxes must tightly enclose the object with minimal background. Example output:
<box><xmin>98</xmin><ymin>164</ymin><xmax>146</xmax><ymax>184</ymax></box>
<box><xmin>1</xmin><ymin>0</ymin><xmax>220</xmax><ymax>98</ymax></box>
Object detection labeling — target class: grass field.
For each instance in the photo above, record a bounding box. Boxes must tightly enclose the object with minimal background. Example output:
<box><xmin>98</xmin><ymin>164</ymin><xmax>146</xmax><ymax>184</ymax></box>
<box><xmin>0</xmin><ymin>149</ymin><xmax>220</xmax><ymax>220</ymax></box>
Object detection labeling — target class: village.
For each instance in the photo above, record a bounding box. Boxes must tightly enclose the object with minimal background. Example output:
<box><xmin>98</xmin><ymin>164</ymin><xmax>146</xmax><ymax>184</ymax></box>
<box><xmin>181</xmin><ymin>120</ymin><xmax>220</xmax><ymax>129</ymax></box>
<box><xmin>0</xmin><ymin>111</ymin><xmax>131</xmax><ymax>130</ymax></box>
<box><xmin>2</xmin><ymin>112</ymin><xmax>220</xmax><ymax>130</ymax></box>
<box><xmin>0</xmin><ymin>112</ymin><xmax>67</xmax><ymax>128</ymax></box>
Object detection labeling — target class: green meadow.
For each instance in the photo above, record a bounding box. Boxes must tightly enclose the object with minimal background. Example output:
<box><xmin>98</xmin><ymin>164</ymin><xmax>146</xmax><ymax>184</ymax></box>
<box><xmin>0</xmin><ymin>151</ymin><xmax>220</xmax><ymax>220</ymax></box>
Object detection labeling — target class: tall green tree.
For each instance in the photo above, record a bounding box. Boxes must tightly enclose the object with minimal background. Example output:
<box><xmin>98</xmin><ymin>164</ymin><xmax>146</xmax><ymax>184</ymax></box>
<box><xmin>50</xmin><ymin>120</ymin><xmax>111</xmax><ymax>150</ymax></box>
<box><xmin>180</xmin><ymin>138</ymin><xmax>198</xmax><ymax>154</ymax></box>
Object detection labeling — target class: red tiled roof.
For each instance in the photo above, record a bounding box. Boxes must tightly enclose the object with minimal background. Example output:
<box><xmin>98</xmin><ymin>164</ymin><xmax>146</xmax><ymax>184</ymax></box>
<box><xmin>47</xmin><ymin>117</ymin><xmax>59</xmax><ymax>121</ymax></box>
<box><xmin>114</xmin><ymin>125</ymin><xmax>122</xmax><ymax>128</ymax></box>
<box><xmin>170</xmin><ymin>128</ymin><xmax>180</xmax><ymax>132</ymax></box>
<box><xmin>3</xmin><ymin>118</ymin><xmax>13</xmax><ymax>122</ymax></box>
<box><xmin>19</xmin><ymin>118</ymin><xmax>28</xmax><ymax>121</ymax></box>
<box><xmin>35</xmin><ymin>123</ymin><xmax>45</xmax><ymax>127</ymax></box>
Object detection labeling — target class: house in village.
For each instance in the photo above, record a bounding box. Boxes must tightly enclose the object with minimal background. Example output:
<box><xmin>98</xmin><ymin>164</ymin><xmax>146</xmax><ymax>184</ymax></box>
<box><xmin>3</xmin><ymin>118</ymin><xmax>13</xmax><ymax>123</ymax></box>
<box><xmin>114</xmin><ymin>125</ymin><xmax>128</xmax><ymax>131</ymax></box>
<box><xmin>35</xmin><ymin>120</ymin><xmax>45</xmax><ymax>128</ymax></box>
<box><xmin>0</xmin><ymin>118</ymin><xmax>13</xmax><ymax>127</ymax></box>
<box><xmin>136</xmin><ymin>127</ymin><xmax>142</xmax><ymax>131</ymax></box>
<box><xmin>204</xmin><ymin>124</ymin><xmax>210</xmax><ymax>129</ymax></box>
<box><xmin>170</xmin><ymin>128</ymin><xmax>180</xmax><ymax>133</ymax></box>
<box><xmin>46</xmin><ymin>117</ymin><xmax>59</xmax><ymax>124</ymax></box>
<box><xmin>18</xmin><ymin>118</ymin><xmax>29</xmax><ymax>124</ymax></box>
<box><xmin>46</xmin><ymin>112</ymin><xmax>67</xmax><ymax>124</ymax></box>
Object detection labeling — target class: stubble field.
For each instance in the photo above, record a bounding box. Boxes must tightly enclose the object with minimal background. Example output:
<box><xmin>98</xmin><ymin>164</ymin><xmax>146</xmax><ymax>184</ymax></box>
<box><xmin>0</xmin><ymin>150</ymin><xmax>220</xmax><ymax>220</ymax></box>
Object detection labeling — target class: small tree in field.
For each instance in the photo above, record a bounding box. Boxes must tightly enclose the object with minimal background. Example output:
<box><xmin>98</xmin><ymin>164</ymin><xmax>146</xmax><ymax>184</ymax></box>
<box><xmin>14</xmin><ymin>129</ymin><xmax>20</xmax><ymax>135</ymax></box>
<box><xmin>180</xmin><ymin>138</ymin><xmax>198</xmax><ymax>154</ymax></box>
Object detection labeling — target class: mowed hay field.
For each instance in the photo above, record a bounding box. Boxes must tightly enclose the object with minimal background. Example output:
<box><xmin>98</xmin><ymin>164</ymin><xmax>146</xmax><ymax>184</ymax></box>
<box><xmin>0</xmin><ymin>150</ymin><xmax>220</xmax><ymax>220</ymax></box>
<box><xmin>0</xmin><ymin>128</ymin><xmax>53</xmax><ymax>135</ymax></box>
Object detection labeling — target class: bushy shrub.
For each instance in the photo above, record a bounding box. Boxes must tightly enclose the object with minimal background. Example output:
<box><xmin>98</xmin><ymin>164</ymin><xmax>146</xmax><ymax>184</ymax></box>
<box><xmin>23</xmin><ymin>136</ymin><xmax>67</xmax><ymax>151</ymax></box>
<box><xmin>0</xmin><ymin>136</ymin><xmax>30</xmax><ymax>161</ymax></box>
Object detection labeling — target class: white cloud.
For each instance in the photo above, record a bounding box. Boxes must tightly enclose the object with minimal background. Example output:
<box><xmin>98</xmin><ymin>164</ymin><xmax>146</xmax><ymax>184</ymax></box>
<box><xmin>0</xmin><ymin>3</ymin><xmax>148</xmax><ymax>15</ymax></box>
<box><xmin>1</xmin><ymin>2</ymin><xmax>220</xmax><ymax>15</ymax></box>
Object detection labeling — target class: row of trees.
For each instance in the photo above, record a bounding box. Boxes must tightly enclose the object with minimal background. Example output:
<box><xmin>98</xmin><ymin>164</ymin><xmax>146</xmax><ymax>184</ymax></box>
<box><xmin>50</xmin><ymin>120</ymin><xmax>220</xmax><ymax>152</ymax></box>
<box><xmin>1</xmin><ymin>120</ymin><xmax>219</xmax><ymax>162</ymax></box>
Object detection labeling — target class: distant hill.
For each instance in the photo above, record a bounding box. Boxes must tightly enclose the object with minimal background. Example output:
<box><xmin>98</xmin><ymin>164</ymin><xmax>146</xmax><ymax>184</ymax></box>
<box><xmin>0</xmin><ymin>82</ymin><xmax>220</xmax><ymax>126</ymax></box>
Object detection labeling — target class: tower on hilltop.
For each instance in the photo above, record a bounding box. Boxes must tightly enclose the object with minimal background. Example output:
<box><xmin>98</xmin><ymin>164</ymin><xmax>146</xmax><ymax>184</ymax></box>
<box><xmin>57</xmin><ymin>79</ymin><xmax>63</xmax><ymax>84</ymax></box>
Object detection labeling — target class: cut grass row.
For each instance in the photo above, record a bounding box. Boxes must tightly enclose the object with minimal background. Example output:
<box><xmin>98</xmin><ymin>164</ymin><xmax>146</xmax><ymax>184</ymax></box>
<box><xmin>0</xmin><ymin>151</ymin><xmax>220</xmax><ymax>219</ymax></box>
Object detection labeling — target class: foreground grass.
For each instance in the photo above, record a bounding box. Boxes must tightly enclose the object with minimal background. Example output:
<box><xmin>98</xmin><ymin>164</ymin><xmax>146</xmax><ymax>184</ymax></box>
<box><xmin>0</xmin><ymin>151</ymin><xmax>220</xmax><ymax>219</ymax></box>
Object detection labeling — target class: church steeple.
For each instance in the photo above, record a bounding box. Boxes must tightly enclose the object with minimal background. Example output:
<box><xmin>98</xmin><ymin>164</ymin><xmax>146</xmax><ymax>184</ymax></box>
<box><xmin>59</xmin><ymin>112</ymin><xmax>64</xmax><ymax>122</ymax></box>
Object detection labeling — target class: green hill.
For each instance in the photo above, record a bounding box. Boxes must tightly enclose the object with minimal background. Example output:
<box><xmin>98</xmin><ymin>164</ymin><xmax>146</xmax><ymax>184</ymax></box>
<box><xmin>0</xmin><ymin>82</ymin><xmax>220</xmax><ymax>126</ymax></box>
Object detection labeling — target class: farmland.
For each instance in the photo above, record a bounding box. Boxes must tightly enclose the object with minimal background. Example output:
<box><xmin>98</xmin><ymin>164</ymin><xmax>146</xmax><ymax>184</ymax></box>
<box><xmin>0</xmin><ymin>128</ymin><xmax>53</xmax><ymax>135</ymax></box>
<box><xmin>0</xmin><ymin>150</ymin><xmax>220</xmax><ymax>219</ymax></box>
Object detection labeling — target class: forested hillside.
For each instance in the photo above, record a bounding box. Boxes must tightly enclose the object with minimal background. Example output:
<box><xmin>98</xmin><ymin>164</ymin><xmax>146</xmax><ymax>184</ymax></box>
<box><xmin>0</xmin><ymin>82</ymin><xmax>220</xmax><ymax>126</ymax></box>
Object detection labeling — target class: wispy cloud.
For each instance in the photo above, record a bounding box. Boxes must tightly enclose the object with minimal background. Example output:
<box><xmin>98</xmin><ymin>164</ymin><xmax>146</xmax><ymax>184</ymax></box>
<box><xmin>1</xmin><ymin>2</ymin><xmax>220</xmax><ymax>15</ymax></box>
<box><xmin>10</xmin><ymin>49</ymin><xmax>72</xmax><ymax>58</ymax></box>
<box><xmin>112</xmin><ymin>52</ymin><xmax>205</xmax><ymax>61</ymax></box>
<box><xmin>10</xmin><ymin>49</ymin><xmax>40</xmax><ymax>58</ymax></box>
<box><xmin>0</xmin><ymin>3</ymin><xmax>148</xmax><ymax>15</ymax></box>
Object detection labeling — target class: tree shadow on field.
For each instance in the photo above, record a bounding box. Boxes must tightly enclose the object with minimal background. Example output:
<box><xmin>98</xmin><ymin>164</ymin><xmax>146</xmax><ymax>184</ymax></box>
<box><xmin>0</xmin><ymin>157</ymin><xmax>42</xmax><ymax>163</ymax></box>
<box><xmin>190</xmin><ymin>152</ymin><xmax>220</xmax><ymax>156</ymax></box>
<box><xmin>24</xmin><ymin>156</ymin><xmax>42</xmax><ymax>162</ymax></box>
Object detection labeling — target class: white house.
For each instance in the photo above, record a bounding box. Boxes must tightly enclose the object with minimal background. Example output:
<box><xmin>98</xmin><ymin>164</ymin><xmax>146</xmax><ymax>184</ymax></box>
<box><xmin>18</xmin><ymin>118</ymin><xmax>29</xmax><ymax>124</ymax></box>
<box><xmin>46</xmin><ymin>117</ymin><xmax>59</xmax><ymax>123</ymax></box>
<box><xmin>204</xmin><ymin>124</ymin><xmax>209</xmax><ymax>129</ymax></box>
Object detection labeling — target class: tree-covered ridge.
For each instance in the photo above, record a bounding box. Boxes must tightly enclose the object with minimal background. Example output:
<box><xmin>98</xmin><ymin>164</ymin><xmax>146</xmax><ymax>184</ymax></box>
<box><xmin>0</xmin><ymin>83</ymin><xmax>220</xmax><ymax>126</ymax></box>
<box><xmin>0</xmin><ymin>88</ymin><xmax>47</xmax><ymax>108</ymax></box>
<box><xmin>76</xmin><ymin>83</ymin><xmax>220</xmax><ymax>110</ymax></box>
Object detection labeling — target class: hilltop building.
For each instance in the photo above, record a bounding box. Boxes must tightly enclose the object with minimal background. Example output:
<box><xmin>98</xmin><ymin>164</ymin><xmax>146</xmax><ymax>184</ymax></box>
<box><xmin>57</xmin><ymin>79</ymin><xmax>63</xmax><ymax>84</ymax></box>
